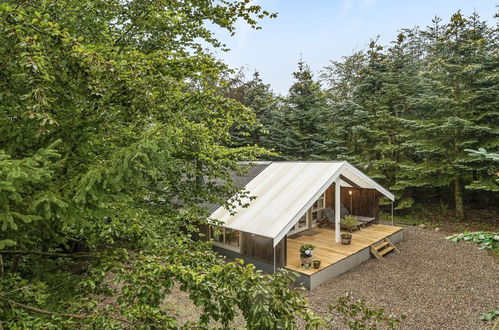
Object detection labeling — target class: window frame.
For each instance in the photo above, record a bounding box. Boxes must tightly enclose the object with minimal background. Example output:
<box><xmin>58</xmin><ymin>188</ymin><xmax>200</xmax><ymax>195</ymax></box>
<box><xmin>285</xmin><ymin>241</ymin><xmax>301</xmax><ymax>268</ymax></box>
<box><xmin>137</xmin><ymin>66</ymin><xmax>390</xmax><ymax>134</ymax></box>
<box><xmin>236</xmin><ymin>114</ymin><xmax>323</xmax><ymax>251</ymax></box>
<box><xmin>210</xmin><ymin>226</ymin><xmax>241</xmax><ymax>253</ymax></box>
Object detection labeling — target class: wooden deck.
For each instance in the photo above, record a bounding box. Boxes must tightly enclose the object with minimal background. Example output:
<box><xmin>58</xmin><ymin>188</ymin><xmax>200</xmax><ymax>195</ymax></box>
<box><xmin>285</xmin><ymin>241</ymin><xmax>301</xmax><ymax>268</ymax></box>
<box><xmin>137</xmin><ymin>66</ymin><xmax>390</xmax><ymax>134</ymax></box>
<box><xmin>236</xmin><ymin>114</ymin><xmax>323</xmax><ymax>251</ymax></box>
<box><xmin>286</xmin><ymin>224</ymin><xmax>403</xmax><ymax>275</ymax></box>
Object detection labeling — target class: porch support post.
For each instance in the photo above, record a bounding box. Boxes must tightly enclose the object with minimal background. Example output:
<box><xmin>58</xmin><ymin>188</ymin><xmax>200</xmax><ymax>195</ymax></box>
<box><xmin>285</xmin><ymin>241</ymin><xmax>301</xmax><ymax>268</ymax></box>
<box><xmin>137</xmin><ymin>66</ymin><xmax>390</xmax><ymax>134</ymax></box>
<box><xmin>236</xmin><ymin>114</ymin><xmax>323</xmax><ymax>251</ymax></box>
<box><xmin>273</xmin><ymin>246</ymin><xmax>276</xmax><ymax>273</ymax></box>
<box><xmin>335</xmin><ymin>178</ymin><xmax>341</xmax><ymax>243</ymax></box>
<box><xmin>391</xmin><ymin>201</ymin><xmax>394</xmax><ymax>226</ymax></box>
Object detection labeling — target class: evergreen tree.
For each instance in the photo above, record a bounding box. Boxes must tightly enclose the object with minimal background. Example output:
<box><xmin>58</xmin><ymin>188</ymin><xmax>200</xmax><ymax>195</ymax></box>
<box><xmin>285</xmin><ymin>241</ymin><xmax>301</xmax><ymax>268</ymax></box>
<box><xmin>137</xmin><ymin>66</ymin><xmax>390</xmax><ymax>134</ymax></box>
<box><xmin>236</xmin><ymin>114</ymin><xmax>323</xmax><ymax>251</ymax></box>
<box><xmin>399</xmin><ymin>12</ymin><xmax>498</xmax><ymax>220</ymax></box>
<box><xmin>274</xmin><ymin>60</ymin><xmax>329</xmax><ymax>159</ymax></box>
<box><xmin>322</xmin><ymin>36</ymin><xmax>424</xmax><ymax>209</ymax></box>
<box><xmin>318</xmin><ymin>11</ymin><xmax>498</xmax><ymax>217</ymax></box>
<box><xmin>222</xmin><ymin>70</ymin><xmax>280</xmax><ymax>150</ymax></box>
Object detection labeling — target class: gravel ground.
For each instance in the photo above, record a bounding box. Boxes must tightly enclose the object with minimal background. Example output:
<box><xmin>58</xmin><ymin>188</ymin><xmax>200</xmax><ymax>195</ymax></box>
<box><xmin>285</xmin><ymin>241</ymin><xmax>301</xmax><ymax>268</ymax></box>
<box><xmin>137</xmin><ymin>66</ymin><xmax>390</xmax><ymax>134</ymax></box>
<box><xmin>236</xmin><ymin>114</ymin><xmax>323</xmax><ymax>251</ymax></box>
<box><xmin>304</xmin><ymin>225</ymin><xmax>499</xmax><ymax>329</ymax></box>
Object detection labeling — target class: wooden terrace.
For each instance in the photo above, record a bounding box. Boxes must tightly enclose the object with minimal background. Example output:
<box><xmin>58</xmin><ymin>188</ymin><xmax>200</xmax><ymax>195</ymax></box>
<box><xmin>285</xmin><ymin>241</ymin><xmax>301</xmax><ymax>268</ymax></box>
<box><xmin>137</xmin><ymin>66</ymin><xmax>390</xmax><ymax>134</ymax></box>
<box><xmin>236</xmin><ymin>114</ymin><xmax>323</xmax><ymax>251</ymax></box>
<box><xmin>286</xmin><ymin>224</ymin><xmax>403</xmax><ymax>276</ymax></box>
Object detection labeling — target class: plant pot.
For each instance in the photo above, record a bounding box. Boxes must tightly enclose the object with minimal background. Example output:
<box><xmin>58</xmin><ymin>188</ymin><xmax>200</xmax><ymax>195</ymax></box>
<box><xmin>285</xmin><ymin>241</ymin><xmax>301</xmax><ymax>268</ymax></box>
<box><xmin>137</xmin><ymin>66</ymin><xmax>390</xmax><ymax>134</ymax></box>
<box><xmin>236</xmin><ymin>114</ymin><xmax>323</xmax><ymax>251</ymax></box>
<box><xmin>300</xmin><ymin>256</ymin><xmax>312</xmax><ymax>265</ymax></box>
<box><xmin>312</xmin><ymin>260</ymin><xmax>321</xmax><ymax>269</ymax></box>
<box><xmin>341</xmin><ymin>236</ymin><xmax>352</xmax><ymax>245</ymax></box>
<box><xmin>341</xmin><ymin>225</ymin><xmax>358</xmax><ymax>233</ymax></box>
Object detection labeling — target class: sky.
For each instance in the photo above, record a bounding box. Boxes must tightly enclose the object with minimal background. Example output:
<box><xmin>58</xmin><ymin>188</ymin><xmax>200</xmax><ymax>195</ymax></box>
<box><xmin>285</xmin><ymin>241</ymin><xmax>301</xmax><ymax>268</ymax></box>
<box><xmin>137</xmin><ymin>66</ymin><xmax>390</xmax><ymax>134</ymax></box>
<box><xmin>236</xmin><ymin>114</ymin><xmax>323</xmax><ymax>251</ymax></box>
<box><xmin>210</xmin><ymin>0</ymin><xmax>498</xmax><ymax>95</ymax></box>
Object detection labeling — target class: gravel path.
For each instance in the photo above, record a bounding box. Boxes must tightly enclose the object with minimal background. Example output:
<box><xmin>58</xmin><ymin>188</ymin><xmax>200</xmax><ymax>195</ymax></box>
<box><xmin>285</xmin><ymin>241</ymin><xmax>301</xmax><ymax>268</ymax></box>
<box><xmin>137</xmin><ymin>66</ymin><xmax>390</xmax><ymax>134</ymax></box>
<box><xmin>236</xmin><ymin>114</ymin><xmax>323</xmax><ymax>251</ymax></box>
<box><xmin>304</xmin><ymin>226</ymin><xmax>499</xmax><ymax>329</ymax></box>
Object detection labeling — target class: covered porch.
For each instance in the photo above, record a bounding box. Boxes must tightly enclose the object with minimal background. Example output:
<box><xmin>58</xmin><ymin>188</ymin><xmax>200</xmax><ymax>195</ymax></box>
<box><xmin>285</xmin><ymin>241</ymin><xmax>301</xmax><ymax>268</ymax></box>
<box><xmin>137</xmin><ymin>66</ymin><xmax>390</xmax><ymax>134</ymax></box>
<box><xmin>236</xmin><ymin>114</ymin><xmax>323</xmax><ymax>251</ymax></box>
<box><xmin>208</xmin><ymin>161</ymin><xmax>402</xmax><ymax>289</ymax></box>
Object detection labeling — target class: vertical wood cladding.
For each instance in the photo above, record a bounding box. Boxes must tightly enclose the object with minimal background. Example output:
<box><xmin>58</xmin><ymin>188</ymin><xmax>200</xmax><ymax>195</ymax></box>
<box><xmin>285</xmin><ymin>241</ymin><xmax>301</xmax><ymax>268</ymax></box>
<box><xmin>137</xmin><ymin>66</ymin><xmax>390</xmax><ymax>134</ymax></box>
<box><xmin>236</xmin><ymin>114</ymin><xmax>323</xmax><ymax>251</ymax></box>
<box><xmin>324</xmin><ymin>185</ymin><xmax>380</xmax><ymax>222</ymax></box>
<box><xmin>325</xmin><ymin>186</ymin><xmax>334</xmax><ymax>209</ymax></box>
<box><xmin>241</xmin><ymin>233</ymin><xmax>286</xmax><ymax>266</ymax></box>
<box><xmin>341</xmin><ymin>187</ymin><xmax>380</xmax><ymax>221</ymax></box>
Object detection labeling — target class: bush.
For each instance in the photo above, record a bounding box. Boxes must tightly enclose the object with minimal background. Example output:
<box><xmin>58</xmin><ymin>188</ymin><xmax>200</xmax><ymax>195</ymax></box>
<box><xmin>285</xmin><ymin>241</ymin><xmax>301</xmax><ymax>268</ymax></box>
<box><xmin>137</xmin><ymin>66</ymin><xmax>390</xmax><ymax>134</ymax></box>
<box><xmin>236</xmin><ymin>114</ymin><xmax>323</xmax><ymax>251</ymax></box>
<box><xmin>446</xmin><ymin>232</ymin><xmax>499</xmax><ymax>250</ymax></box>
<box><xmin>341</xmin><ymin>215</ymin><xmax>359</xmax><ymax>228</ymax></box>
<box><xmin>480</xmin><ymin>310</ymin><xmax>499</xmax><ymax>322</ymax></box>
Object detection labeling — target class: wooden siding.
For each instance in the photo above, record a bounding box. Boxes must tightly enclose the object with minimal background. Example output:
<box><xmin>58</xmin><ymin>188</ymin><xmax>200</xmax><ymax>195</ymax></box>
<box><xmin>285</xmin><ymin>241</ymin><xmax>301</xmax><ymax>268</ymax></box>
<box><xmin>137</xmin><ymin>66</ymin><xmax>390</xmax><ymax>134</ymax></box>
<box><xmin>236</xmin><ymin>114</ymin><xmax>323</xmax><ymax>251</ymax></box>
<box><xmin>241</xmin><ymin>233</ymin><xmax>286</xmax><ymax>266</ymax></box>
<box><xmin>324</xmin><ymin>186</ymin><xmax>380</xmax><ymax>222</ymax></box>
<box><xmin>325</xmin><ymin>186</ymin><xmax>334</xmax><ymax>208</ymax></box>
<box><xmin>341</xmin><ymin>188</ymin><xmax>380</xmax><ymax>221</ymax></box>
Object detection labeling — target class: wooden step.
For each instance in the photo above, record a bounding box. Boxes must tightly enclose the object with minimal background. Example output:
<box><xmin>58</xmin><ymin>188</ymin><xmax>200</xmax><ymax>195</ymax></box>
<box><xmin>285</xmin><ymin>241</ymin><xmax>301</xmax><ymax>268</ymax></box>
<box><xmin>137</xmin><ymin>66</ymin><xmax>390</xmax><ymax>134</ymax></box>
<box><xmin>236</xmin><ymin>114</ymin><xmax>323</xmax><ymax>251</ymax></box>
<box><xmin>373</xmin><ymin>241</ymin><xmax>390</xmax><ymax>250</ymax></box>
<box><xmin>370</xmin><ymin>239</ymin><xmax>399</xmax><ymax>260</ymax></box>
<box><xmin>370</xmin><ymin>246</ymin><xmax>383</xmax><ymax>260</ymax></box>
<box><xmin>387</xmin><ymin>238</ymin><xmax>400</xmax><ymax>253</ymax></box>
<box><xmin>379</xmin><ymin>246</ymin><xmax>395</xmax><ymax>256</ymax></box>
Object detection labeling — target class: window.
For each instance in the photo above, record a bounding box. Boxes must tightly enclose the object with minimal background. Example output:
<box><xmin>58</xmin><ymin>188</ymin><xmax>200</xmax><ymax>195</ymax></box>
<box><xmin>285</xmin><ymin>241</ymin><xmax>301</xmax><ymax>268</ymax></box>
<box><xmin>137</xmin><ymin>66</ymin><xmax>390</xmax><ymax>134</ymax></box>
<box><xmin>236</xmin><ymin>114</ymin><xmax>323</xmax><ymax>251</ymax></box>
<box><xmin>312</xmin><ymin>195</ymin><xmax>324</xmax><ymax>211</ymax></box>
<box><xmin>210</xmin><ymin>226</ymin><xmax>241</xmax><ymax>252</ymax></box>
<box><xmin>311</xmin><ymin>193</ymin><xmax>326</xmax><ymax>224</ymax></box>
<box><xmin>297</xmin><ymin>215</ymin><xmax>307</xmax><ymax>228</ymax></box>
<box><xmin>288</xmin><ymin>192</ymin><xmax>328</xmax><ymax>236</ymax></box>
<box><xmin>317</xmin><ymin>197</ymin><xmax>324</xmax><ymax>209</ymax></box>
<box><xmin>225</xmin><ymin>229</ymin><xmax>240</xmax><ymax>248</ymax></box>
<box><xmin>212</xmin><ymin>226</ymin><xmax>224</xmax><ymax>243</ymax></box>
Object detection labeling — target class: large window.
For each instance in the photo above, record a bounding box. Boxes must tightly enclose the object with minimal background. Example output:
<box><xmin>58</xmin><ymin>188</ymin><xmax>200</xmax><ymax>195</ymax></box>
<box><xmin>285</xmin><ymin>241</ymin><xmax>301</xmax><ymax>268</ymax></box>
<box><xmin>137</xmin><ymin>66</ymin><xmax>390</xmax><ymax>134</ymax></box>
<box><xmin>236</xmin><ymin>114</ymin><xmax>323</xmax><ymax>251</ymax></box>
<box><xmin>210</xmin><ymin>226</ymin><xmax>241</xmax><ymax>252</ymax></box>
<box><xmin>225</xmin><ymin>229</ymin><xmax>240</xmax><ymax>248</ymax></box>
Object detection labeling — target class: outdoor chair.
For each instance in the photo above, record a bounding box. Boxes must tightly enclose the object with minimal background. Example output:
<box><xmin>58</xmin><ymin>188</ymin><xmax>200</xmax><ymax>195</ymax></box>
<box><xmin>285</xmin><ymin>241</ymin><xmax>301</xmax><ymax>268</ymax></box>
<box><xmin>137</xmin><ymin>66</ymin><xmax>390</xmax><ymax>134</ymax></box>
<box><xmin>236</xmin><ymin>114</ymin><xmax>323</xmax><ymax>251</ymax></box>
<box><xmin>323</xmin><ymin>204</ymin><xmax>376</xmax><ymax>228</ymax></box>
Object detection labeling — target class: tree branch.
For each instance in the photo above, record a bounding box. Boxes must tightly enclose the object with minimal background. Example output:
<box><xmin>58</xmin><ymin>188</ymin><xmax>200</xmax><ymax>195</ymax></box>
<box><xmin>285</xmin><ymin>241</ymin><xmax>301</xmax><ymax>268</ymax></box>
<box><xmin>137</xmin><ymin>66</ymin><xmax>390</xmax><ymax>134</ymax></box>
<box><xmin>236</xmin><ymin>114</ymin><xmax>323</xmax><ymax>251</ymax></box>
<box><xmin>113</xmin><ymin>0</ymin><xmax>156</xmax><ymax>54</ymax></box>
<box><xmin>0</xmin><ymin>251</ymin><xmax>98</xmax><ymax>259</ymax></box>
<box><xmin>0</xmin><ymin>296</ymin><xmax>133</xmax><ymax>326</ymax></box>
<box><xmin>0</xmin><ymin>296</ymin><xmax>90</xmax><ymax>319</ymax></box>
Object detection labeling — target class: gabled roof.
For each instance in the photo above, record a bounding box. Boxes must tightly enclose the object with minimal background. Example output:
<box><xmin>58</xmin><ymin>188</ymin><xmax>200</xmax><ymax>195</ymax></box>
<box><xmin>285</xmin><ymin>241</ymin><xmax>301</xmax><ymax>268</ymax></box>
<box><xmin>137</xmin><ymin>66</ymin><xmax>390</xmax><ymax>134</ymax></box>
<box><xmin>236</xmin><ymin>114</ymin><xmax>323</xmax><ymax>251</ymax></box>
<box><xmin>209</xmin><ymin>161</ymin><xmax>394</xmax><ymax>247</ymax></box>
<box><xmin>203</xmin><ymin>161</ymin><xmax>271</xmax><ymax>214</ymax></box>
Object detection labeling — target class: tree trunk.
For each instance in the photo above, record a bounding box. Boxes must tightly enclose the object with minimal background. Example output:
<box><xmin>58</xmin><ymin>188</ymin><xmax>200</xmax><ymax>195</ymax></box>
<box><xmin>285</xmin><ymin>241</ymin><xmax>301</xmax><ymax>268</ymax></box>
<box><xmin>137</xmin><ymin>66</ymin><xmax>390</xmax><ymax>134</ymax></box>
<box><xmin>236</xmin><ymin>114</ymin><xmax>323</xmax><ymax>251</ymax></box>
<box><xmin>454</xmin><ymin>175</ymin><xmax>465</xmax><ymax>221</ymax></box>
<box><xmin>196</xmin><ymin>161</ymin><xmax>204</xmax><ymax>186</ymax></box>
<box><xmin>9</xmin><ymin>255</ymin><xmax>19</xmax><ymax>273</ymax></box>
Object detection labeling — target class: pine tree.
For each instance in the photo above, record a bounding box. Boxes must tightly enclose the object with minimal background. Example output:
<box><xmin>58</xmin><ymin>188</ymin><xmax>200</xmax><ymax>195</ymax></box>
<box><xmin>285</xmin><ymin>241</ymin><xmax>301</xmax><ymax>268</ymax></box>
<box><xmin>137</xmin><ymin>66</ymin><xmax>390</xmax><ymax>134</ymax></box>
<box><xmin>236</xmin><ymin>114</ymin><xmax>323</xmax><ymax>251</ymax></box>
<box><xmin>399</xmin><ymin>12</ymin><xmax>498</xmax><ymax>220</ymax></box>
<box><xmin>223</xmin><ymin>70</ymin><xmax>280</xmax><ymax>150</ymax></box>
<box><xmin>274</xmin><ymin>60</ymin><xmax>329</xmax><ymax>159</ymax></box>
<box><xmin>318</xmin><ymin>11</ymin><xmax>499</xmax><ymax>216</ymax></box>
<box><xmin>322</xmin><ymin>36</ymin><xmax>424</xmax><ymax>209</ymax></box>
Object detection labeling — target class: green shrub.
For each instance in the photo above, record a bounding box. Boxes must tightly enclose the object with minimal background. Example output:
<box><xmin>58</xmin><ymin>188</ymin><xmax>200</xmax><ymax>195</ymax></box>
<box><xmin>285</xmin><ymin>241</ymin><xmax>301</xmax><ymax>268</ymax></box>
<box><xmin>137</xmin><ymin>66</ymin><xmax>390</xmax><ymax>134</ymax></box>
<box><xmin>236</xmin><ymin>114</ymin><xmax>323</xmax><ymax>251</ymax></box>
<box><xmin>341</xmin><ymin>215</ymin><xmax>359</xmax><ymax>228</ymax></box>
<box><xmin>480</xmin><ymin>310</ymin><xmax>499</xmax><ymax>322</ymax></box>
<box><xmin>446</xmin><ymin>231</ymin><xmax>499</xmax><ymax>250</ymax></box>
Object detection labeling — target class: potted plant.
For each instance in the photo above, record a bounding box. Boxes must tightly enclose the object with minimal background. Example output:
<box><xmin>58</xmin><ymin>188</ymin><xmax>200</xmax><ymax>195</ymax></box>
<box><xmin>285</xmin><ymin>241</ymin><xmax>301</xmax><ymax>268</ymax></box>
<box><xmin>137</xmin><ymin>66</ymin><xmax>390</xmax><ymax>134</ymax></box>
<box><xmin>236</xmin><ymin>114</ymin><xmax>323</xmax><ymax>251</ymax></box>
<box><xmin>312</xmin><ymin>259</ymin><xmax>321</xmax><ymax>269</ymax></box>
<box><xmin>299</xmin><ymin>244</ymin><xmax>315</xmax><ymax>266</ymax></box>
<box><xmin>341</xmin><ymin>233</ymin><xmax>352</xmax><ymax>245</ymax></box>
<box><xmin>341</xmin><ymin>215</ymin><xmax>359</xmax><ymax>232</ymax></box>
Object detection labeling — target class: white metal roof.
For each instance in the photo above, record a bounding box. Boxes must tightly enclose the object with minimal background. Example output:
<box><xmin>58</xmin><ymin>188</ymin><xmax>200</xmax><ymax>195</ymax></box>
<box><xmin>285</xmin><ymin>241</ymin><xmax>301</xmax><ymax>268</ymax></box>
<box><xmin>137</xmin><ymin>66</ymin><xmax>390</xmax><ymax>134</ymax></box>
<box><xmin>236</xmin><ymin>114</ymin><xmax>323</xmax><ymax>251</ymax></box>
<box><xmin>209</xmin><ymin>161</ymin><xmax>394</xmax><ymax>247</ymax></box>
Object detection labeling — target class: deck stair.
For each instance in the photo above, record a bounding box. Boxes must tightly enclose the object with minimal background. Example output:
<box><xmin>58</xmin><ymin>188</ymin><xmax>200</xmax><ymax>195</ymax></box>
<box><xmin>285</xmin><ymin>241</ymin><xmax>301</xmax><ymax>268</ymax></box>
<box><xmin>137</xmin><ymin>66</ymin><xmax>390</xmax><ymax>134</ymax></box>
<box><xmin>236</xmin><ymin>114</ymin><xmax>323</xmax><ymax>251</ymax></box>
<box><xmin>370</xmin><ymin>238</ymin><xmax>399</xmax><ymax>260</ymax></box>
